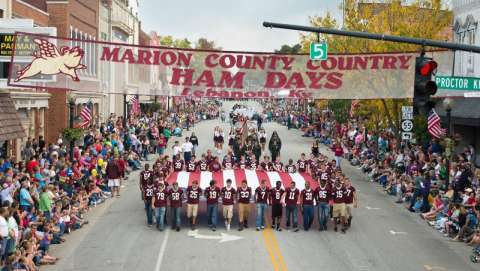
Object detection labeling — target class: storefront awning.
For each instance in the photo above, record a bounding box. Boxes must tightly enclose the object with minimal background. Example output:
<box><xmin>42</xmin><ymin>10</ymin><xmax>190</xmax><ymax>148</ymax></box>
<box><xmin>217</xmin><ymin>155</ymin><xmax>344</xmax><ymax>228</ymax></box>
<box><xmin>0</xmin><ymin>92</ymin><xmax>26</xmax><ymax>141</ymax></box>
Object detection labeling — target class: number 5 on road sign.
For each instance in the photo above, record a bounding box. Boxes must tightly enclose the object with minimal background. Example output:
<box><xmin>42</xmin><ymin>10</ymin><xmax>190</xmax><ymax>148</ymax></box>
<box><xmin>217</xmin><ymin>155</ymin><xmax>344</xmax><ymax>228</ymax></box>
<box><xmin>310</xmin><ymin>42</ymin><xmax>328</xmax><ymax>61</ymax></box>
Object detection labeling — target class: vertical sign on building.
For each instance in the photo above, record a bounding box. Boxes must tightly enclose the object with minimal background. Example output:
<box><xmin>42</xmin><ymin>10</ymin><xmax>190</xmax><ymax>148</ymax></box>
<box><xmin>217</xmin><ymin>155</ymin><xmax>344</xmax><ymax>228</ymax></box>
<box><xmin>401</xmin><ymin>106</ymin><xmax>414</xmax><ymax>141</ymax></box>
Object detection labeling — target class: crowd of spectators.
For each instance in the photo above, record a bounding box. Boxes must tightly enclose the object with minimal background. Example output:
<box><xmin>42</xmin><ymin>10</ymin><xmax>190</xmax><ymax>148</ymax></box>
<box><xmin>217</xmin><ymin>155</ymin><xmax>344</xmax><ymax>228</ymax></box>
<box><xmin>263</xmin><ymin>100</ymin><xmax>480</xmax><ymax>263</ymax></box>
<box><xmin>0</xmin><ymin>100</ymin><xmax>219</xmax><ymax>270</ymax></box>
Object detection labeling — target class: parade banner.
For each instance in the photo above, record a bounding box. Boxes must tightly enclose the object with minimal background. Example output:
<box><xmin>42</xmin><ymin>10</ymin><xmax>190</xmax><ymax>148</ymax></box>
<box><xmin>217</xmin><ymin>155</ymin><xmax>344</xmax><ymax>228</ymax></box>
<box><xmin>8</xmin><ymin>32</ymin><xmax>416</xmax><ymax>99</ymax></box>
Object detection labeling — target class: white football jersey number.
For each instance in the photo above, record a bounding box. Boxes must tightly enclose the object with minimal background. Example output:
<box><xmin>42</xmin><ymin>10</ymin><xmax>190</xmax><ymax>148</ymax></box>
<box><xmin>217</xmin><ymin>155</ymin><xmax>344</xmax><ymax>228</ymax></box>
<box><xmin>289</xmin><ymin>192</ymin><xmax>295</xmax><ymax>200</ymax></box>
<box><xmin>190</xmin><ymin>191</ymin><xmax>198</xmax><ymax>199</ymax></box>
<box><xmin>171</xmin><ymin>193</ymin><xmax>180</xmax><ymax>201</ymax></box>
<box><xmin>336</xmin><ymin>191</ymin><xmax>343</xmax><ymax>198</ymax></box>
<box><xmin>318</xmin><ymin>190</ymin><xmax>327</xmax><ymax>198</ymax></box>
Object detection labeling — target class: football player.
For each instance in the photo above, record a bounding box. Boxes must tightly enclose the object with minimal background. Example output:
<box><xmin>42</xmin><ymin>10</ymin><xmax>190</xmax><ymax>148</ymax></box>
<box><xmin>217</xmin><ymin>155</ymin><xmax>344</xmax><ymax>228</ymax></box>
<box><xmin>344</xmin><ymin>179</ymin><xmax>358</xmax><ymax>228</ymax></box>
<box><xmin>143</xmin><ymin>178</ymin><xmax>155</xmax><ymax>227</ymax></box>
<box><xmin>172</xmin><ymin>154</ymin><xmax>184</xmax><ymax>172</ymax></box>
<box><xmin>221</xmin><ymin>179</ymin><xmax>236</xmax><ymax>231</ymax></box>
<box><xmin>186</xmin><ymin>180</ymin><xmax>202</xmax><ymax>230</ymax></box>
<box><xmin>152</xmin><ymin>182</ymin><xmax>168</xmax><ymax>231</ymax></box>
<box><xmin>168</xmin><ymin>182</ymin><xmax>183</xmax><ymax>232</ymax></box>
<box><xmin>315</xmin><ymin>178</ymin><xmax>331</xmax><ymax>231</ymax></box>
<box><xmin>186</xmin><ymin>155</ymin><xmax>197</xmax><ymax>172</ymax></box>
<box><xmin>270</xmin><ymin>181</ymin><xmax>284</xmax><ymax>231</ymax></box>
<box><xmin>140</xmin><ymin>163</ymin><xmax>153</xmax><ymax>201</ymax></box>
<box><xmin>297</xmin><ymin>153</ymin><xmax>308</xmax><ymax>173</ymax></box>
<box><xmin>273</xmin><ymin>156</ymin><xmax>284</xmax><ymax>172</ymax></box>
<box><xmin>205</xmin><ymin>180</ymin><xmax>221</xmax><ymax>231</ymax></box>
<box><xmin>331</xmin><ymin>178</ymin><xmax>347</xmax><ymax>233</ymax></box>
<box><xmin>283</xmin><ymin>181</ymin><xmax>300</xmax><ymax>232</ymax></box>
<box><xmin>255</xmin><ymin>180</ymin><xmax>269</xmax><ymax>231</ymax></box>
<box><xmin>300</xmin><ymin>181</ymin><xmax>315</xmax><ymax>231</ymax></box>
<box><xmin>286</xmin><ymin>159</ymin><xmax>297</xmax><ymax>174</ymax></box>
<box><xmin>237</xmin><ymin>180</ymin><xmax>252</xmax><ymax>231</ymax></box>
<box><xmin>198</xmin><ymin>154</ymin><xmax>209</xmax><ymax>171</ymax></box>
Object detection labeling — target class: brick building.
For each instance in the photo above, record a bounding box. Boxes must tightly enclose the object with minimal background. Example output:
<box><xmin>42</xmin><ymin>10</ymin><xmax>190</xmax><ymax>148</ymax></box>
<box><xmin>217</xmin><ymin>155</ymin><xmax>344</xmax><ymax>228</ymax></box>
<box><xmin>0</xmin><ymin>0</ymin><xmax>55</xmax><ymax>160</ymax></box>
<box><xmin>45</xmin><ymin>0</ymin><xmax>102</xmax><ymax>144</ymax></box>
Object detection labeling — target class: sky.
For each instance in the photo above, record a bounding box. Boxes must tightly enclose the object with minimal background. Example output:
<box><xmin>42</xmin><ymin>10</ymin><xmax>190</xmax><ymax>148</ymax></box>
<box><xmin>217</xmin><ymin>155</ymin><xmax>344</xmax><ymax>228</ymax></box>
<box><xmin>139</xmin><ymin>0</ymin><xmax>343</xmax><ymax>52</ymax></box>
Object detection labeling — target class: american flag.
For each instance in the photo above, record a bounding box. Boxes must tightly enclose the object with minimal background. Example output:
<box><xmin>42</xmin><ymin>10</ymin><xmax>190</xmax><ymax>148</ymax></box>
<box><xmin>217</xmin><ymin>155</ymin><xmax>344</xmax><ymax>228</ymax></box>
<box><xmin>349</xmin><ymin>100</ymin><xmax>359</xmax><ymax>118</ymax></box>
<box><xmin>80</xmin><ymin>101</ymin><xmax>93</xmax><ymax>128</ymax></box>
<box><xmin>130</xmin><ymin>95</ymin><xmax>140</xmax><ymax>116</ymax></box>
<box><xmin>427</xmin><ymin>109</ymin><xmax>446</xmax><ymax>139</ymax></box>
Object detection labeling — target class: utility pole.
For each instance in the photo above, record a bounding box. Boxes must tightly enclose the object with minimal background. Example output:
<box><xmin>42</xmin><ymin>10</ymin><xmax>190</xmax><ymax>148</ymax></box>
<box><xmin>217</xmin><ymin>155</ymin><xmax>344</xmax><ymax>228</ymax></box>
<box><xmin>263</xmin><ymin>22</ymin><xmax>480</xmax><ymax>53</ymax></box>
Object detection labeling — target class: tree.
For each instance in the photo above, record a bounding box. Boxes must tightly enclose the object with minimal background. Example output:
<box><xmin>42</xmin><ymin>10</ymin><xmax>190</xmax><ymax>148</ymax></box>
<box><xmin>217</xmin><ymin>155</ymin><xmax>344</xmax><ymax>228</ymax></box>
<box><xmin>275</xmin><ymin>44</ymin><xmax>302</xmax><ymax>54</ymax></box>
<box><xmin>173</xmin><ymin>38</ymin><xmax>192</xmax><ymax>49</ymax></box>
<box><xmin>195</xmin><ymin>38</ymin><xmax>220</xmax><ymax>50</ymax></box>
<box><xmin>159</xmin><ymin>35</ymin><xmax>174</xmax><ymax>46</ymax></box>
<box><xmin>300</xmin><ymin>0</ymin><xmax>452</xmax><ymax>136</ymax></box>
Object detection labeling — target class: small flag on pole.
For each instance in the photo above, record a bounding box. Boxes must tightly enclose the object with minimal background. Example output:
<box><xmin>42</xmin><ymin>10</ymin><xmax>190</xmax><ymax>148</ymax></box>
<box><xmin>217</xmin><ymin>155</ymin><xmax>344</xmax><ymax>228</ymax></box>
<box><xmin>427</xmin><ymin>109</ymin><xmax>446</xmax><ymax>139</ymax></box>
<box><xmin>80</xmin><ymin>101</ymin><xmax>93</xmax><ymax>128</ymax></box>
<box><xmin>130</xmin><ymin>95</ymin><xmax>140</xmax><ymax>116</ymax></box>
<box><xmin>349</xmin><ymin>100</ymin><xmax>359</xmax><ymax>118</ymax></box>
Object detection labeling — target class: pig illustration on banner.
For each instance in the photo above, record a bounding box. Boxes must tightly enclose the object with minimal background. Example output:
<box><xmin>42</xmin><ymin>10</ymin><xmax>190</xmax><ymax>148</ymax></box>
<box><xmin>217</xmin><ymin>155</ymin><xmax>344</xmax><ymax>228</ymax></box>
<box><xmin>15</xmin><ymin>38</ymin><xmax>86</xmax><ymax>82</ymax></box>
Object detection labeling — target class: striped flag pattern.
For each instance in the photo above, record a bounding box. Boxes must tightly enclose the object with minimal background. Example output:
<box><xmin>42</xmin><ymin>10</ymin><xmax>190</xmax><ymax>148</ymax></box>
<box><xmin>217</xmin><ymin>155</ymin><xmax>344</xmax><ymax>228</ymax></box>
<box><xmin>165</xmin><ymin>169</ymin><xmax>317</xmax><ymax>190</ymax></box>
<box><xmin>79</xmin><ymin>101</ymin><xmax>92</xmax><ymax>128</ymax></box>
<box><xmin>130</xmin><ymin>95</ymin><xmax>140</xmax><ymax>116</ymax></box>
<box><xmin>349</xmin><ymin>100</ymin><xmax>359</xmax><ymax>118</ymax></box>
<box><xmin>427</xmin><ymin>109</ymin><xmax>446</xmax><ymax>139</ymax></box>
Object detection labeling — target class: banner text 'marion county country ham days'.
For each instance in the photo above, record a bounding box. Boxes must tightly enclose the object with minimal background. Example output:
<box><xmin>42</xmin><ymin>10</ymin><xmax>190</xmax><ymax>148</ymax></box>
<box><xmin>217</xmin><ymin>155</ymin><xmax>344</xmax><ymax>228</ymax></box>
<box><xmin>99</xmin><ymin>46</ymin><xmax>414</xmax><ymax>99</ymax></box>
<box><xmin>8</xmin><ymin>33</ymin><xmax>415</xmax><ymax>99</ymax></box>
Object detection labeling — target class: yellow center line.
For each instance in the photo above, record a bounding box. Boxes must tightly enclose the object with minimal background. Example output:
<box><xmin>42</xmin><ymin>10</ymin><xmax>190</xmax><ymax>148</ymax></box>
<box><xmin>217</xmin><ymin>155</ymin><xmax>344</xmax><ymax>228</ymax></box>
<box><xmin>262</xmin><ymin>222</ymin><xmax>288</xmax><ymax>271</ymax></box>
<box><xmin>262</xmin><ymin>226</ymin><xmax>280</xmax><ymax>271</ymax></box>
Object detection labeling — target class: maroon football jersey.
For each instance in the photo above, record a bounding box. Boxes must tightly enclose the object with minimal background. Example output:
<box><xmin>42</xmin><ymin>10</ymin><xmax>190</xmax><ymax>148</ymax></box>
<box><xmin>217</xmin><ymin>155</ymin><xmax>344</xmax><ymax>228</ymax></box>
<box><xmin>186</xmin><ymin>161</ymin><xmax>197</xmax><ymax>172</ymax></box>
<box><xmin>255</xmin><ymin>187</ymin><xmax>269</xmax><ymax>203</ymax></box>
<box><xmin>205</xmin><ymin>155</ymin><xmax>215</xmax><ymax>165</ymax></box>
<box><xmin>318</xmin><ymin>171</ymin><xmax>330</xmax><ymax>182</ymax></box>
<box><xmin>285</xmin><ymin>187</ymin><xmax>299</xmax><ymax>205</ymax></box>
<box><xmin>308</xmin><ymin>159</ymin><xmax>317</xmax><ymax>171</ymax></box>
<box><xmin>161</xmin><ymin>166</ymin><xmax>170</xmax><ymax>177</ymax></box>
<box><xmin>238</xmin><ymin>187</ymin><xmax>252</xmax><ymax>204</ymax></box>
<box><xmin>301</xmin><ymin>188</ymin><xmax>315</xmax><ymax>205</ymax></box>
<box><xmin>209</xmin><ymin>161</ymin><xmax>222</xmax><ymax>172</ymax></box>
<box><xmin>344</xmin><ymin>186</ymin><xmax>356</xmax><ymax>204</ymax></box>
<box><xmin>164</xmin><ymin>161</ymin><xmax>172</xmax><ymax>171</ymax></box>
<box><xmin>315</xmin><ymin>184</ymin><xmax>331</xmax><ymax>203</ymax></box>
<box><xmin>286</xmin><ymin>164</ymin><xmax>296</xmax><ymax>174</ymax></box>
<box><xmin>205</xmin><ymin>186</ymin><xmax>221</xmax><ymax>204</ymax></box>
<box><xmin>153</xmin><ymin>188</ymin><xmax>168</xmax><ymax>207</ymax></box>
<box><xmin>140</xmin><ymin>170</ymin><xmax>153</xmax><ymax>188</ymax></box>
<box><xmin>297</xmin><ymin>160</ymin><xmax>307</xmax><ymax>173</ymax></box>
<box><xmin>199</xmin><ymin>160</ymin><xmax>209</xmax><ymax>171</ymax></box>
<box><xmin>186</xmin><ymin>186</ymin><xmax>202</xmax><ymax>204</ymax></box>
<box><xmin>143</xmin><ymin>184</ymin><xmax>155</xmax><ymax>201</ymax></box>
<box><xmin>332</xmin><ymin>185</ymin><xmax>346</xmax><ymax>204</ymax></box>
<box><xmin>222</xmin><ymin>158</ymin><xmax>234</xmax><ymax>169</ymax></box>
<box><xmin>168</xmin><ymin>189</ymin><xmax>183</xmax><ymax>208</ymax></box>
<box><xmin>173</xmin><ymin>160</ymin><xmax>184</xmax><ymax>172</ymax></box>
<box><xmin>270</xmin><ymin>187</ymin><xmax>284</xmax><ymax>204</ymax></box>
<box><xmin>221</xmin><ymin>187</ymin><xmax>236</xmax><ymax>205</ymax></box>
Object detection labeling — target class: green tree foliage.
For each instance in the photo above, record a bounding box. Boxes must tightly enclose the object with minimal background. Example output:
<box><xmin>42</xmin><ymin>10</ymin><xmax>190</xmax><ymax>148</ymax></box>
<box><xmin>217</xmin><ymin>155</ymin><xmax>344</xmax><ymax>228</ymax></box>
<box><xmin>328</xmin><ymin>99</ymin><xmax>351</xmax><ymax>123</ymax></box>
<box><xmin>275</xmin><ymin>44</ymin><xmax>302</xmax><ymax>54</ymax></box>
<box><xmin>300</xmin><ymin>0</ymin><xmax>451</xmax><ymax>137</ymax></box>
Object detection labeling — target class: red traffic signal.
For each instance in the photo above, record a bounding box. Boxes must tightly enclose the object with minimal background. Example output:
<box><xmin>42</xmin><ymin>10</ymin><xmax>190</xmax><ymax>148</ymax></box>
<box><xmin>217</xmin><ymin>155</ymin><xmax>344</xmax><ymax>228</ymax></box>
<box><xmin>419</xmin><ymin>60</ymin><xmax>438</xmax><ymax>76</ymax></box>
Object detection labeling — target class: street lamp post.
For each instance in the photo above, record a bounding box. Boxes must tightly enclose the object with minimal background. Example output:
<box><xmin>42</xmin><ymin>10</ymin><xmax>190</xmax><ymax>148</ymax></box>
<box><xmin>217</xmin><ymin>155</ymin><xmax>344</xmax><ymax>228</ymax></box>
<box><xmin>442</xmin><ymin>98</ymin><xmax>454</xmax><ymax>188</ymax></box>
<box><xmin>68</xmin><ymin>97</ymin><xmax>75</xmax><ymax>160</ymax></box>
<box><xmin>123</xmin><ymin>94</ymin><xmax>127</xmax><ymax>128</ymax></box>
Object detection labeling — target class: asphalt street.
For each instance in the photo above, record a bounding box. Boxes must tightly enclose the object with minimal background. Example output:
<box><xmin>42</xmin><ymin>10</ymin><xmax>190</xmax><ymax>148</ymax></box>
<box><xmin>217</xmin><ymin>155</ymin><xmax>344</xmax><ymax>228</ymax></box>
<box><xmin>45</xmin><ymin>101</ymin><xmax>477</xmax><ymax>271</ymax></box>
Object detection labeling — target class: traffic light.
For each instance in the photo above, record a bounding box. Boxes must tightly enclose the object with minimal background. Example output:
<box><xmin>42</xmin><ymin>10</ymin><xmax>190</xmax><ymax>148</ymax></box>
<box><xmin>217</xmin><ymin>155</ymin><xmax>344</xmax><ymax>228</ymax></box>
<box><xmin>413</xmin><ymin>56</ymin><xmax>438</xmax><ymax>114</ymax></box>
